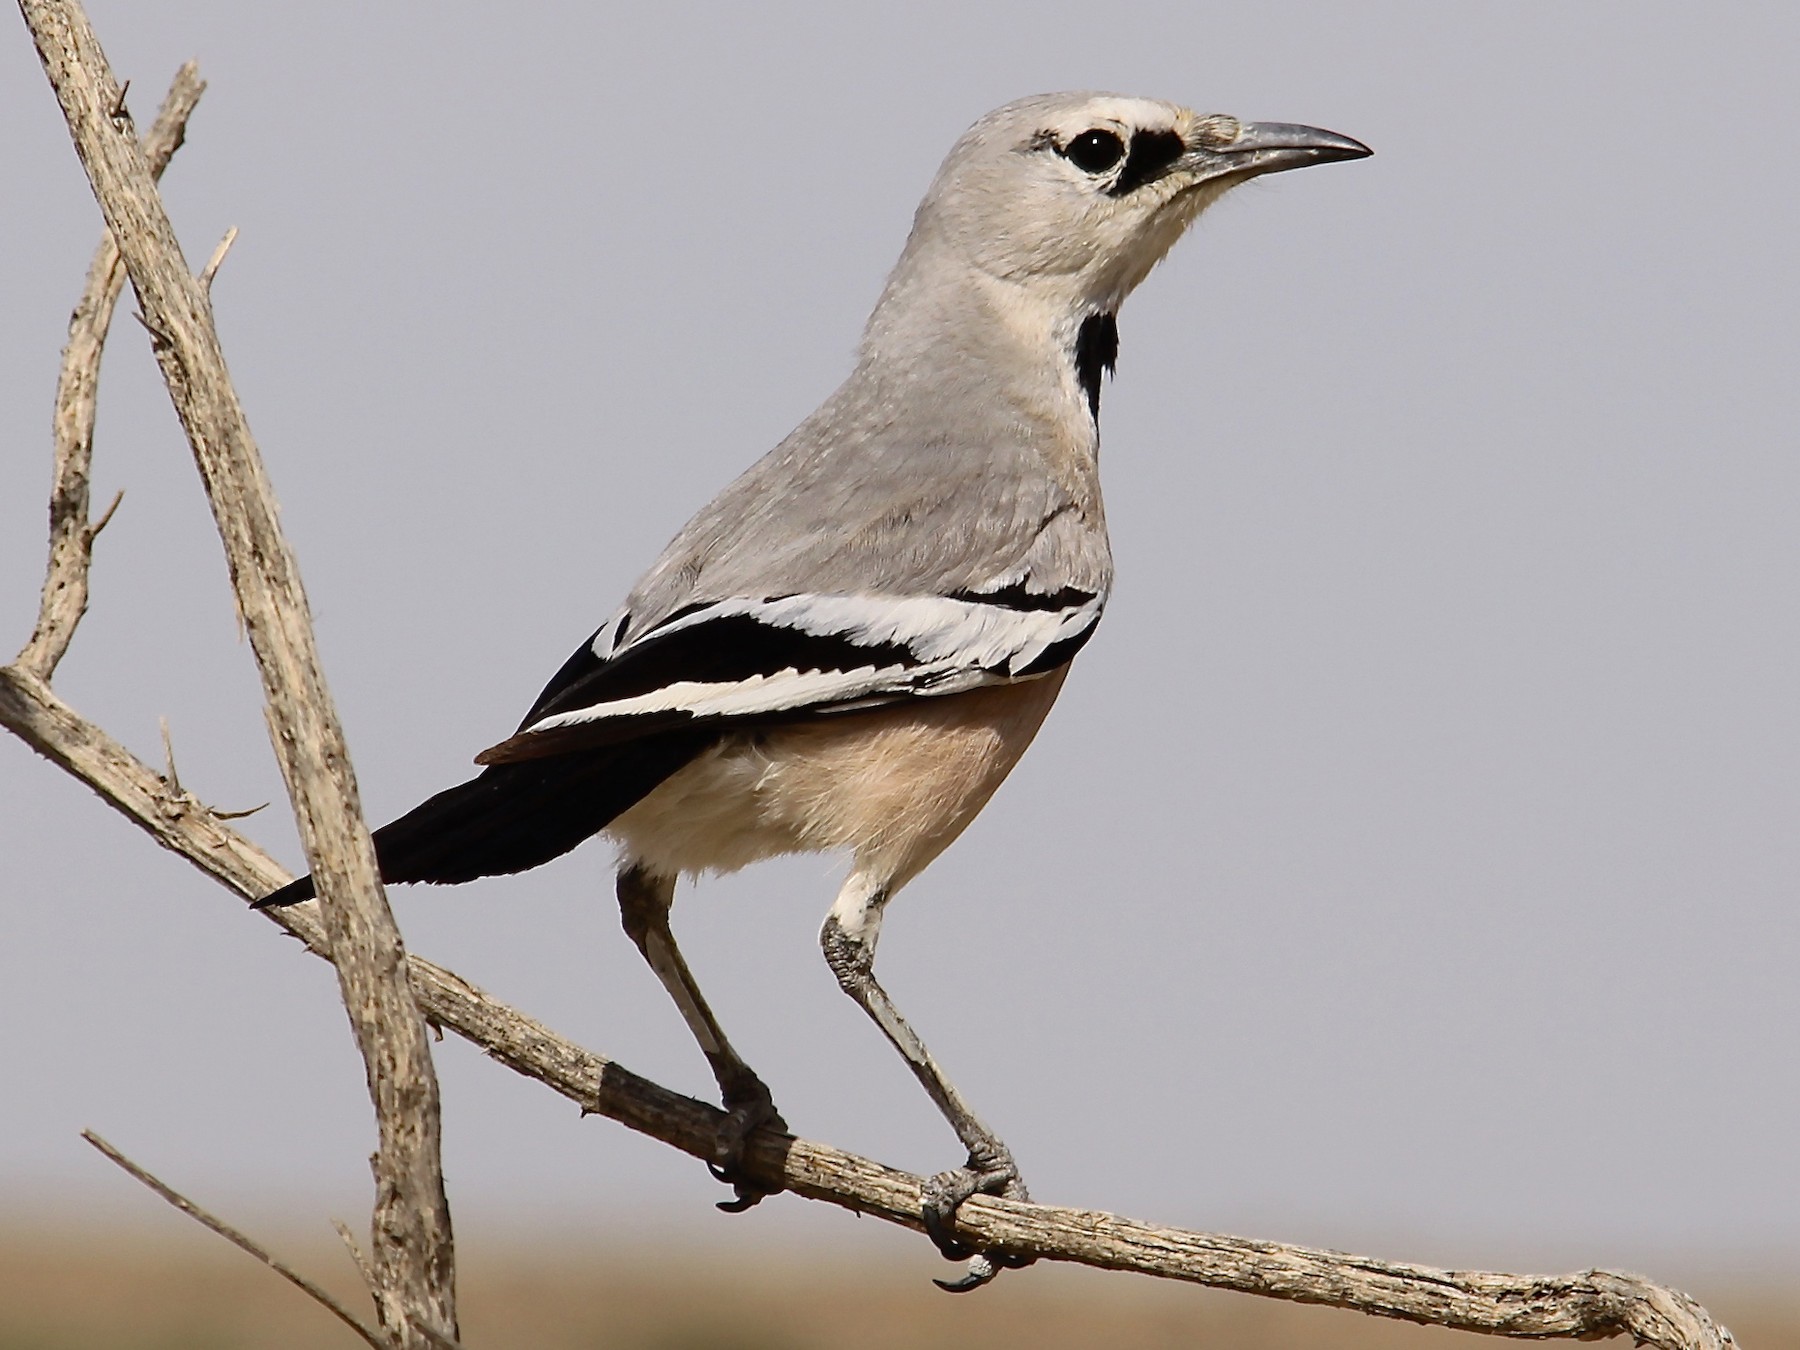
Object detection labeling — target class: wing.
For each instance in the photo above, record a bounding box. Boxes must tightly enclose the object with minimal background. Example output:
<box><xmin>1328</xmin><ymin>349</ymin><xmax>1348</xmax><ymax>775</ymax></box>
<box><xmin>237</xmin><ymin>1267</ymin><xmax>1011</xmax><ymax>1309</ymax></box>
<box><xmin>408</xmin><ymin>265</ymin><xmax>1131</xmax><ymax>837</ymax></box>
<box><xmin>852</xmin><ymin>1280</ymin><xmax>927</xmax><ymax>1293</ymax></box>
<box><xmin>475</xmin><ymin>582</ymin><xmax>1105</xmax><ymax>764</ymax></box>
<box><xmin>480</xmin><ymin>364</ymin><xmax>1115</xmax><ymax>766</ymax></box>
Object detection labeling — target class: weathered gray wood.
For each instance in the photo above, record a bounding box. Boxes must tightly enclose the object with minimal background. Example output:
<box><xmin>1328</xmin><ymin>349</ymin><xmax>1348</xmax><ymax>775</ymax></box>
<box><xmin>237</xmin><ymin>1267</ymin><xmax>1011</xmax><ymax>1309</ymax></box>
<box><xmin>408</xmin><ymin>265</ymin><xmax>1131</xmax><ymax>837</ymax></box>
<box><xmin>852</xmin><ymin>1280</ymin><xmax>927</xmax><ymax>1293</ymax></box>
<box><xmin>82</xmin><ymin>1130</ymin><xmax>389</xmax><ymax>1350</ymax></box>
<box><xmin>15</xmin><ymin>6</ymin><xmax>457</xmax><ymax>1344</ymax></box>
<box><xmin>0</xmin><ymin>666</ymin><xmax>1737</xmax><ymax>1350</ymax></box>
<box><xmin>0</xmin><ymin>14</ymin><xmax>1739</xmax><ymax>1348</ymax></box>
<box><xmin>14</xmin><ymin>60</ymin><xmax>201</xmax><ymax>680</ymax></box>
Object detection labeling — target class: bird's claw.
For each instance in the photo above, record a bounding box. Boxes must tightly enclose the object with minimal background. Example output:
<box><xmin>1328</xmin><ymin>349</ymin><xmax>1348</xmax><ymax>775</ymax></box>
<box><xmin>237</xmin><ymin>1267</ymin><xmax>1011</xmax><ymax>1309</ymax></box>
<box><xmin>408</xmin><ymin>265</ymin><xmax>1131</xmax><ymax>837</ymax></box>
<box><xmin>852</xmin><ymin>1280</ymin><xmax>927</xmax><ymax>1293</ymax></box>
<box><xmin>920</xmin><ymin>1168</ymin><xmax>980</xmax><ymax>1260</ymax></box>
<box><xmin>708</xmin><ymin>1167</ymin><xmax>765</xmax><ymax>1213</ymax></box>
<box><xmin>934</xmin><ymin>1252</ymin><xmax>998</xmax><ymax>1292</ymax></box>
<box><xmin>707</xmin><ymin>1089</ymin><xmax>787</xmax><ymax>1212</ymax></box>
<box><xmin>920</xmin><ymin>1150</ymin><xmax>1033</xmax><ymax>1291</ymax></box>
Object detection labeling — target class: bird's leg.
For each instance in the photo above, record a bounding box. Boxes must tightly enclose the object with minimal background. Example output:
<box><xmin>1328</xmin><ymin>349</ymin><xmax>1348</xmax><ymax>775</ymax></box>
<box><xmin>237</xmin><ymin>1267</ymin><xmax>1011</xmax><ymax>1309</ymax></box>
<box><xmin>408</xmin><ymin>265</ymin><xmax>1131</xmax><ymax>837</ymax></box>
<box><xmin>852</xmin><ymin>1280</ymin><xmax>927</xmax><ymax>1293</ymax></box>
<box><xmin>617</xmin><ymin>864</ymin><xmax>787</xmax><ymax>1211</ymax></box>
<box><xmin>819</xmin><ymin>871</ymin><xmax>1034</xmax><ymax>1292</ymax></box>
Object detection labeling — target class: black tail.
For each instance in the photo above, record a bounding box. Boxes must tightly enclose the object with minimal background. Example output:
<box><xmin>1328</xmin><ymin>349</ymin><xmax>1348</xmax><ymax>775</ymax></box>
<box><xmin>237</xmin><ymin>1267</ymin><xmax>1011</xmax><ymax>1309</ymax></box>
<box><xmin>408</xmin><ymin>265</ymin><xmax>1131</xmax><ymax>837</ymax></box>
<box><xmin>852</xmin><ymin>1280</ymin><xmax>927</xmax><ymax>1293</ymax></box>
<box><xmin>255</xmin><ymin>734</ymin><xmax>706</xmax><ymax>908</ymax></box>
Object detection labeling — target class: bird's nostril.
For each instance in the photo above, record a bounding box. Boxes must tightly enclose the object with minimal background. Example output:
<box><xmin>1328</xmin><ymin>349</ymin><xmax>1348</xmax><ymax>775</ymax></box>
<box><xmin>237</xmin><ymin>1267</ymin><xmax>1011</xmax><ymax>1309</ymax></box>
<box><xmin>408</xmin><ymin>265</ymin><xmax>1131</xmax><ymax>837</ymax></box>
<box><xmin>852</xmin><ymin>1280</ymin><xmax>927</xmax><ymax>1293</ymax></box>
<box><xmin>1190</xmin><ymin>114</ymin><xmax>1243</xmax><ymax>150</ymax></box>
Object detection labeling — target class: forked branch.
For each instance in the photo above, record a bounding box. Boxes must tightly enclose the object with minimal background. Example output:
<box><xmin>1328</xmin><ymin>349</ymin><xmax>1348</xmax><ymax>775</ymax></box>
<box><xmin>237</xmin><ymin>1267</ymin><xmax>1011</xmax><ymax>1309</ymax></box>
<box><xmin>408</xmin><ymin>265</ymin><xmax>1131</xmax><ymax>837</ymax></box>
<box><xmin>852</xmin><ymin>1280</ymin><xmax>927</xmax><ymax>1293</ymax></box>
<box><xmin>81</xmin><ymin>1131</ymin><xmax>388</xmax><ymax>1350</ymax></box>
<box><xmin>17</xmin><ymin>4</ymin><xmax>456</xmax><ymax>1344</ymax></box>
<box><xmin>0</xmin><ymin>666</ymin><xmax>1738</xmax><ymax>1350</ymax></box>
<box><xmin>2</xmin><ymin>10</ymin><xmax>1737</xmax><ymax>1350</ymax></box>
<box><xmin>14</xmin><ymin>59</ymin><xmax>201</xmax><ymax>679</ymax></box>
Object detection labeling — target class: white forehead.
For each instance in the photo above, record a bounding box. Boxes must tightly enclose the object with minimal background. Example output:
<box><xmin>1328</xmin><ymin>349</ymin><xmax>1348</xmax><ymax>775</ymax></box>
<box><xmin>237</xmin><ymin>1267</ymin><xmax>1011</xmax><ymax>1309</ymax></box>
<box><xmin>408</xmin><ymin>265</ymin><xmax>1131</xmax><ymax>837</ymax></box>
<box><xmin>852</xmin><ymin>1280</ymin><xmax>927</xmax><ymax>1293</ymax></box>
<box><xmin>1034</xmin><ymin>93</ymin><xmax>1189</xmax><ymax>140</ymax></box>
<box><xmin>930</xmin><ymin>92</ymin><xmax>1195</xmax><ymax>189</ymax></box>
<box><xmin>960</xmin><ymin>92</ymin><xmax>1193</xmax><ymax>146</ymax></box>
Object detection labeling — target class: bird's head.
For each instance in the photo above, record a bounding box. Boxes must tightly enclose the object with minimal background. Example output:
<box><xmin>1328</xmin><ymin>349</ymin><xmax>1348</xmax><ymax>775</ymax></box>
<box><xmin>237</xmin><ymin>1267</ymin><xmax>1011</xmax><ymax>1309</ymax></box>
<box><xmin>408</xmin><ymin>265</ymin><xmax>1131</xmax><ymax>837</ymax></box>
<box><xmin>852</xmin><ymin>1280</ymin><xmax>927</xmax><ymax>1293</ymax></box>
<box><xmin>896</xmin><ymin>92</ymin><xmax>1370</xmax><ymax>318</ymax></box>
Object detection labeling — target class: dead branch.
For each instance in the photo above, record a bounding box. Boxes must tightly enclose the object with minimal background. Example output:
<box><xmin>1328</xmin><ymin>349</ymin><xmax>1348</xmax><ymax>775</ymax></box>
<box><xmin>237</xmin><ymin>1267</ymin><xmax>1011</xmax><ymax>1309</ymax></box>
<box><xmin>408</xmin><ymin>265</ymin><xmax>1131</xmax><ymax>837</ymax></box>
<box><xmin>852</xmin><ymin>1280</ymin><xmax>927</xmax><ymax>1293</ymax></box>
<box><xmin>0</xmin><ymin>13</ymin><xmax>1738</xmax><ymax>1350</ymax></box>
<box><xmin>0</xmin><ymin>666</ymin><xmax>1737</xmax><ymax>1350</ymax></box>
<box><xmin>14</xmin><ymin>59</ymin><xmax>201</xmax><ymax>680</ymax></box>
<box><xmin>16</xmin><ymin>5</ymin><xmax>456</xmax><ymax>1344</ymax></box>
<box><xmin>81</xmin><ymin>1131</ymin><xmax>387</xmax><ymax>1350</ymax></box>
<box><xmin>197</xmin><ymin>224</ymin><xmax>237</xmax><ymax>295</ymax></box>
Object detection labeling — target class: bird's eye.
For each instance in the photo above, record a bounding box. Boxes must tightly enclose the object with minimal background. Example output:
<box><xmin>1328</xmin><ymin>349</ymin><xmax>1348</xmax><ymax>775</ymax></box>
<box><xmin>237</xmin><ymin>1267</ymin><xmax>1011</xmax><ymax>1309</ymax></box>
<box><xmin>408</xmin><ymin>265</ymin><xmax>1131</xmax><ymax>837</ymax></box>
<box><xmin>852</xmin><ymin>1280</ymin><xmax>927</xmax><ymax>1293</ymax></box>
<box><xmin>1062</xmin><ymin>128</ymin><xmax>1125</xmax><ymax>175</ymax></box>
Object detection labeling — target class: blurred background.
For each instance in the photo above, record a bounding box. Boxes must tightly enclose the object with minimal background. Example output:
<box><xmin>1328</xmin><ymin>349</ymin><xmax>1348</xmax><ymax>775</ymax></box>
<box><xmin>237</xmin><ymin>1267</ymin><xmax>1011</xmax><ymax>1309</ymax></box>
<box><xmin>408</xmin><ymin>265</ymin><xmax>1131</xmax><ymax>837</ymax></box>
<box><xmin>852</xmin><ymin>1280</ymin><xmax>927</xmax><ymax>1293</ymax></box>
<box><xmin>3</xmin><ymin>2</ymin><xmax>1795</xmax><ymax>1345</ymax></box>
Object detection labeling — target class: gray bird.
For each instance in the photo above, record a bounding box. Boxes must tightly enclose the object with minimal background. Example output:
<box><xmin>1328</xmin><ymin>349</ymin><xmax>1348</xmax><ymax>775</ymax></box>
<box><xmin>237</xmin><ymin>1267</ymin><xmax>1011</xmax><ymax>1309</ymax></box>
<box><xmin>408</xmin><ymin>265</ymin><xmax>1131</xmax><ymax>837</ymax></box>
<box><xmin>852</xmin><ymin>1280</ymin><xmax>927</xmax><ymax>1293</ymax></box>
<box><xmin>263</xmin><ymin>92</ymin><xmax>1370</xmax><ymax>1289</ymax></box>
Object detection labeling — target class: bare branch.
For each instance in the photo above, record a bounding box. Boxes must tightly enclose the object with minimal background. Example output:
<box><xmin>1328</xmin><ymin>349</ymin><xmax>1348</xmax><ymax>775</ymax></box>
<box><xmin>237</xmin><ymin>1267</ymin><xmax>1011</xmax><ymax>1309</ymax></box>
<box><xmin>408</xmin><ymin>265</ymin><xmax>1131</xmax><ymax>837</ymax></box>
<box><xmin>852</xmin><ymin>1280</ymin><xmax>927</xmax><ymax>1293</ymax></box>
<box><xmin>0</xmin><ymin>15</ymin><xmax>1740</xmax><ymax>1350</ymax></box>
<box><xmin>198</xmin><ymin>224</ymin><xmax>237</xmax><ymax>295</ymax></box>
<box><xmin>0</xmin><ymin>665</ymin><xmax>310</xmax><ymax>926</ymax></box>
<box><xmin>408</xmin><ymin>1318</ymin><xmax>468</xmax><ymax>1350</ymax></box>
<box><xmin>213</xmin><ymin>799</ymin><xmax>270</xmax><ymax>820</ymax></box>
<box><xmin>0</xmin><ymin>667</ymin><xmax>1737</xmax><ymax>1350</ymax></box>
<box><xmin>158</xmin><ymin>714</ymin><xmax>179</xmax><ymax>791</ymax></box>
<box><xmin>90</xmin><ymin>486</ymin><xmax>123</xmax><ymax>537</ymax></box>
<box><xmin>18</xmin><ymin>6</ymin><xmax>456</xmax><ymax>1342</ymax></box>
<box><xmin>82</xmin><ymin>1130</ymin><xmax>386</xmax><ymax>1350</ymax></box>
<box><xmin>14</xmin><ymin>61</ymin><xmax>201</xmax><ymax>679</ymax></box>
<box><xmin>334</xmin><ymin>1220</ymin><xmax>379</xmax><ymax>1297</ymax></box>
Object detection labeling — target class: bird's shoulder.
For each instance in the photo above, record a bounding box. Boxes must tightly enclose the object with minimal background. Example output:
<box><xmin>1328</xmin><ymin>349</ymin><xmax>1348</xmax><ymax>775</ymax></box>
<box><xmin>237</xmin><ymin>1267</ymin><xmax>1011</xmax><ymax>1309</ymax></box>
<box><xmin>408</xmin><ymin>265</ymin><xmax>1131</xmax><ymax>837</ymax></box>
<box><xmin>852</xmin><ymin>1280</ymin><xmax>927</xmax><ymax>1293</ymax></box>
<box><xmin>479</xmin><ymin>381</ymin><xmax>1114</xmax><ymax>764</ymax></box>
<box><xmin>626</xmin><ymin>385</ymin><xmax>1111</xmax><ymax>629</ymax></box>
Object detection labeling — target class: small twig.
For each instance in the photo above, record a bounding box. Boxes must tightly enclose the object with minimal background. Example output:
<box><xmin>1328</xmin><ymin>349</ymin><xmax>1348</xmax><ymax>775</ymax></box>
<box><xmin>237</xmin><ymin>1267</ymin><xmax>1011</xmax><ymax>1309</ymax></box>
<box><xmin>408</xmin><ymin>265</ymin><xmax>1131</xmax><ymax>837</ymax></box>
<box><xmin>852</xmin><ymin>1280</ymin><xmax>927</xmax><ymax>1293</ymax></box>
<box><xmin>107</xmin><ymin>74</ymin><xmax>127</xmax><ymax>120</ymax></box>
<box><xmin>129</xmin><ymin>308</ymin><xmax>169</xmax><ymax>347</ymax></box>
<box><xmin>0</xmin><ymin>666</ymin><xmax>1736</xmax><ymax>1350</ymax></box>
<box><xmin>82</xmin><ymin>1130</ymin><xmax>385</xmax><ymax>1350</ymax></box>
<box><xmin>158</xmin><ymin>714</ymin><xmax>179</xmax><ymax>790</ymax></box>
<box><xmin>23</xmin><ymin>6</ymin><xmax>458</xmax><ymax>1342</ymax></box>
<box><xmin>409</xmin><ymin>1317</ymin><xmax>468</xmax><ymax>1350</ymax></box>
<box><xmin>198</xmin><ymin>224</ymin><xmax>237</xmax><ymax>295</ymax></box>
<box><xmin>334</xmin><ymin>1221</ymin><xmax>468</xmax><ymax>1350</ymax></box>
<box><xmin>13</xmin><ymin>63</ymin><xmax>202</xmax><ymax>680</ymax></box>
<box><xmin>213</xmin><ymin>800</ymin><xmax>270</xmax><ymax>820</ymax></box>
<box><xmin>333</xmin><ymin>1219</ymin><xmax>378</xmax><ymax>1294</ymax></box>
<box><xmin>0</xmin><ymin>17</ymin><xmax>1741</xmax><ymax>1350</ymax></box>
<box><xmin>88</xmin><ymin>487</ymin><xmax>123</xmax><ymax>539</ymax></box>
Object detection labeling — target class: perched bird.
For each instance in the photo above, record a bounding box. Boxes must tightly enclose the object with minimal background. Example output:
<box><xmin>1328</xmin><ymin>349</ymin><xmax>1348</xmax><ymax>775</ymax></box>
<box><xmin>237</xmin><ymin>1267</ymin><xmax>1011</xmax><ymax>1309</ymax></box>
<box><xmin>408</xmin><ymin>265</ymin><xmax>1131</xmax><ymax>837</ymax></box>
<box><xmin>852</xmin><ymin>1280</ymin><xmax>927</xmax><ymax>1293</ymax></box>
<box><xmin>263</xmin><ymin>92</ymin><xmax>1369</xmax><ymax>1289</ymax></box>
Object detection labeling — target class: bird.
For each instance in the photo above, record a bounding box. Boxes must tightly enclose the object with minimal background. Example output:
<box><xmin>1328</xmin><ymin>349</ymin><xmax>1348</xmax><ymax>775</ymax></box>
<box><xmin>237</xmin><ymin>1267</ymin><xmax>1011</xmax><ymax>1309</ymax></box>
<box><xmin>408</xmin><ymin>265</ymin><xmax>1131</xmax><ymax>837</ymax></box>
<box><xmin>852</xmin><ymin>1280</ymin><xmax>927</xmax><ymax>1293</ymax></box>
<box><xmin>261</xmin><ymin>92</ymin><xmax>1370</xmax><ymax>1290</ymax></box>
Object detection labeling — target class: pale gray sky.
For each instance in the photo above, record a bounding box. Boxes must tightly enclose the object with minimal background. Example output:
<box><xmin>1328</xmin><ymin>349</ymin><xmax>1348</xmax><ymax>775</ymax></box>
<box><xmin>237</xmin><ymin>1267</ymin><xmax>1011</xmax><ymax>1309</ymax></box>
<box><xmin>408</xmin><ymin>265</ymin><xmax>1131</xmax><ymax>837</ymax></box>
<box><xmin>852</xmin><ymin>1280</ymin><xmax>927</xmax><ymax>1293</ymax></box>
<box><xmin>3</xmin><ymin>0</ymin><xmax>1795</xmax><ymax>1296</ymax></box>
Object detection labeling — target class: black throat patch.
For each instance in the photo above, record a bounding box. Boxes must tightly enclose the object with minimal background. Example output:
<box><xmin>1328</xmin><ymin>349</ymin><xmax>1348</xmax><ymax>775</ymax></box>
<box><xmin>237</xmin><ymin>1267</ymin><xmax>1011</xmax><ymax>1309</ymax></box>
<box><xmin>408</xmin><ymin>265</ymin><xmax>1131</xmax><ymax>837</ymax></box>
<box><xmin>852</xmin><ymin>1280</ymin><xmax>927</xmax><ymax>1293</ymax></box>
<box><xmin>1073</xmin><ymin>312</ymin><xmax>1119</xmax><ymax>422</ymax></box>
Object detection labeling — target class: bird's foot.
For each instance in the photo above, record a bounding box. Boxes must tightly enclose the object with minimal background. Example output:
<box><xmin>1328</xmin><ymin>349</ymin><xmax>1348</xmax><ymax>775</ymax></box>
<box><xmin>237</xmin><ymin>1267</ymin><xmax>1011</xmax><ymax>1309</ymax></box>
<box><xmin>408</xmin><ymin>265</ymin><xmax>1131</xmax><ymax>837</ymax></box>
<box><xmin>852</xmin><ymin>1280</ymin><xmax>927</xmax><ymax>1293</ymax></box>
<box><xmin>707</xmin><ymin>1074</ymin><xmax>788</xmax><ymax>1213</ymax></box>
<box><xmin>920</xmin><ymin>1141</ymin><xmax>1034</xmax><ymax>1292</ymax></box>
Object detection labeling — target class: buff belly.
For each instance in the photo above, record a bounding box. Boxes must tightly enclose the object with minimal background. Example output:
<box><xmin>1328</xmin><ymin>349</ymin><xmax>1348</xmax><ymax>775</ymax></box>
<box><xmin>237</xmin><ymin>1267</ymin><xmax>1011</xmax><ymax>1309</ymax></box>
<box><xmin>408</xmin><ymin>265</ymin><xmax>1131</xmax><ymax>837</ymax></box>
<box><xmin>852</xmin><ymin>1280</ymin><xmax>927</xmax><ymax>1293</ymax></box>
<box><xmin>608</xmin><ymin>667</ymin><xmax>1069</xmax><ymax>890</ymax></box>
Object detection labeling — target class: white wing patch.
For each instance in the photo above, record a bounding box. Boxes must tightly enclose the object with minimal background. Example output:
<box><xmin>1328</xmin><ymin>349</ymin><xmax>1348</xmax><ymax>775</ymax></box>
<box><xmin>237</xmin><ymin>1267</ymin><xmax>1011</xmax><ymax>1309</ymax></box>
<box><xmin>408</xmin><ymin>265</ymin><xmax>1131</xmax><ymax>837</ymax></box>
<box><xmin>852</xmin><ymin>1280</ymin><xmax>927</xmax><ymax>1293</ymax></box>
<box><xmin>523</xmin><ymin>587</ymin><xmax>1104</xmax><ymax>736</ymax></box>
<box><xmin>638</xmin><ymin>592</ymin><xmax>1096</xmax><ymax>673</ymax></box>
<box><xmin>526</xmin><ymin>664</ymin><xmax>991</xmax><ymax>733</ymax></box>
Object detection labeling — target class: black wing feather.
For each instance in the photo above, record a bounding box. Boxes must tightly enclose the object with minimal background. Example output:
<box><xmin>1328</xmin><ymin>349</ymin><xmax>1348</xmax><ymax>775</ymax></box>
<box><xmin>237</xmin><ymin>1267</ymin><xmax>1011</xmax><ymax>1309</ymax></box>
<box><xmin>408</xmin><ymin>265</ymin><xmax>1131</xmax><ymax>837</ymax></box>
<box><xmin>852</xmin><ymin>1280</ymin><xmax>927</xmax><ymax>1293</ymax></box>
<box><xmin>255</xmin><ymin>732</ymin><xmax>708</xmax><ymax>908</ymax></box>
<box><xmin>520</xmin><ymin>611</ymin><xmax>922</xmax><ymax>730</ymax></box>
